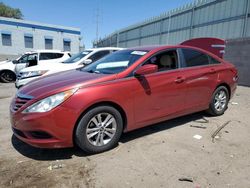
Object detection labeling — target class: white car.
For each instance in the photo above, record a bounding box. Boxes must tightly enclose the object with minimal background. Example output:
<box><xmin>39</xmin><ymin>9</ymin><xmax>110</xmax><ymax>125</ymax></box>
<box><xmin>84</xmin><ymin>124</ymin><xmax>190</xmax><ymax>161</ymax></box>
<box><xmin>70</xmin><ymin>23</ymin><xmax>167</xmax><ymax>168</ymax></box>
<box><xmin>0</xmin><ymin>50</ymin><xmax>70</xmax><ymax>83</ymax></box>
<box><xmin>16</xmin><ymin>47</ymin><xmax>123</xmax><ymax>88</ymax></box>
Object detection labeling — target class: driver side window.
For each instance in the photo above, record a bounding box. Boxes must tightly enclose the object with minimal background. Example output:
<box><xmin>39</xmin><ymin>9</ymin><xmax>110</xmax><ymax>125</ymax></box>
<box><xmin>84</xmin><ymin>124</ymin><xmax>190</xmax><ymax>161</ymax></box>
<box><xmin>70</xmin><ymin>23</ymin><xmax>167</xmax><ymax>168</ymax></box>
<box><xmin>18</xmin><ymin>55</ymin><xmax>28</xmax><ymax>64</ymax></box>
<box><xmin>144</xmin><ymin>50</ymin><xmax>178</xmax><ymax>72</ymax></box>
<box><xmin>27</xmin><ymin>53</ymin><xmax>38</xmax><ymax>67</ymax></box>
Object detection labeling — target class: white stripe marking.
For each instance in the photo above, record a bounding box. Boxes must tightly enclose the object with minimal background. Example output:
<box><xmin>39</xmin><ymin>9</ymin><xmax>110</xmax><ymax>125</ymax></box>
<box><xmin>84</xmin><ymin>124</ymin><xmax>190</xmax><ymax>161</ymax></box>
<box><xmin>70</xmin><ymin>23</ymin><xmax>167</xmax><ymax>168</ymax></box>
<box><xmin>211</xmin><ymin>44</ymin><xmax>226</xmax><ymax>48</ymax></box>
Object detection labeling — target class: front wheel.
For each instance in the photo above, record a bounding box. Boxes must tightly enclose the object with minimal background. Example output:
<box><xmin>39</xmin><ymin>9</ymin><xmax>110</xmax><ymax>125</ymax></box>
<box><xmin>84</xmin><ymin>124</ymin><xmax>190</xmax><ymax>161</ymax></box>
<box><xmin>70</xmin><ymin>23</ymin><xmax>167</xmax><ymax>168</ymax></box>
<box><xmin>207</xmin><ymin>86</ymin><xmax>229</xmax><ymax>116</ymax></box>
<box><xmin>75</xmin><ymin>105</ymin><xmax>123</xmax><ymax>154</ymax></box>
<box><xmin>0</xmin><ymin>70</ymin><xmax>16</xmax><ymax>83</ymax></box>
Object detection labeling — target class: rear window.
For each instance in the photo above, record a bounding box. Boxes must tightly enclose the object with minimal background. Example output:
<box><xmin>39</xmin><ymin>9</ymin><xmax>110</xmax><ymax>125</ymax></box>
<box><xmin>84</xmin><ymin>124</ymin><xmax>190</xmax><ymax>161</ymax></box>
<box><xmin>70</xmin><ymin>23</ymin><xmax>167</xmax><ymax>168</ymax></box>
<box><xmin>209</xmin><ymin>56</ymin><xmax>221</xmax><ymax>64</ymax></box>
<box><xmin>88</xmin><ymin>50</ymin><xmax>111</xmax><ymax>62</ymax></box>
<box><xmin>39</xmin><ymin>53</ymin><xmax>64</xmax><ymax>60</ymax></box>
<box><xmin>182</xmin><ymin>49</ymin><xmax>209</xmax><ymax>67</ymax></box>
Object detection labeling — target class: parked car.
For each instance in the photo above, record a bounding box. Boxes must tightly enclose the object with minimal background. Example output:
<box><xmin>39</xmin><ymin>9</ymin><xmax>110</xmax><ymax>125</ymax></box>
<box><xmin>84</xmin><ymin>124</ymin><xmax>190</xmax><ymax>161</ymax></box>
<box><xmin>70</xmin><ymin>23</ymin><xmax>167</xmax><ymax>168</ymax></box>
<box><xmin>0</xmin><ymin>52</ymin><xmax>34</xmax><ymax>83</ymax></box>
<box><xmin>0</xmin><ymin>59</ymin><xmax>17</xmax><ymax>83</ymax></box>
<box><xmin>15</xmin><ymin>47</ymin><xmax>123</xmax><ymax>88</ymax></box>
<box><xmin>10</xmin><ymin>38</ymin><xmax>238</xmax><ymax>154</ymax></box>
<box><xmin>0</xmin><ymin>50</ymin><xmax>70</xmax><ymax>83</ymax></box>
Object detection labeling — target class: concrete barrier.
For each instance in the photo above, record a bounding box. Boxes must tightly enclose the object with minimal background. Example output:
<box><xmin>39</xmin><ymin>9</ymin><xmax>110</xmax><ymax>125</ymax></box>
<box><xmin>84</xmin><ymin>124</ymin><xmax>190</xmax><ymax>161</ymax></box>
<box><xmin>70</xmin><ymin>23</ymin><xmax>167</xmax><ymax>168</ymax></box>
<box><xmin>224</xmin><ymin>38</ymin><xmax>250</xmax><ymax>87</ymax></box>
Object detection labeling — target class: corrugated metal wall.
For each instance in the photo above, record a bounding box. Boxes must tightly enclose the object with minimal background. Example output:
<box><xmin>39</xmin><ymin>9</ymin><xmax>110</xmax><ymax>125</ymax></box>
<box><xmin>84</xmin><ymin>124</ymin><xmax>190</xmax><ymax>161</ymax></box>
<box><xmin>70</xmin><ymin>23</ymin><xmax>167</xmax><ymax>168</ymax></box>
<box><xmin>94</xmin><ymin>0</ymin><xmax>250</xmax><ymax>47</ymax></box>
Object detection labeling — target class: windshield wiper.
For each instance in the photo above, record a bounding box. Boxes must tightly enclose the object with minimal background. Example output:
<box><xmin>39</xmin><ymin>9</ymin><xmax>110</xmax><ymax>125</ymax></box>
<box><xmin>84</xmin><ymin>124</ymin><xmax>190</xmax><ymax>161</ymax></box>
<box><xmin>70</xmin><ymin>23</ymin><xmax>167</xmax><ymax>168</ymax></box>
<box><xmin>86</xmin><ymin>70</ymin><xmax>101</xmax><ymax>74</ymax></box>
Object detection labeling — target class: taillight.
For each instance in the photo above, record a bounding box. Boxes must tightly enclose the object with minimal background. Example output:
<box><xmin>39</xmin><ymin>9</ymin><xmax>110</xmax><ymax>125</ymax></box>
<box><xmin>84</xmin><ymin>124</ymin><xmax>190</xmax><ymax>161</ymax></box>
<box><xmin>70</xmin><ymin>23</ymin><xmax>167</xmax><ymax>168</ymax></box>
<box><xmin>231</xmin><ymin>68</ymin><xmax>238</xmax><ymax>82</ymax></box>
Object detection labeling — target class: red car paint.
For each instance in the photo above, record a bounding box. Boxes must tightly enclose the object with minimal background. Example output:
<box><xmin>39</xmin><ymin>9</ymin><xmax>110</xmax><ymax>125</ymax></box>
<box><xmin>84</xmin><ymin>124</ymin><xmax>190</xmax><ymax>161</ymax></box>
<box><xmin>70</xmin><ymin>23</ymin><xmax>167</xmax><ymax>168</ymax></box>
<box><xmin>10</xmin><ymin>39</ymin><xmax>237</xmax><ymax>148</ymax></box>
<box><xmin>180</xmin><ymin>37</ymin><xmax>225</xmax><ymax>58</ymax></box>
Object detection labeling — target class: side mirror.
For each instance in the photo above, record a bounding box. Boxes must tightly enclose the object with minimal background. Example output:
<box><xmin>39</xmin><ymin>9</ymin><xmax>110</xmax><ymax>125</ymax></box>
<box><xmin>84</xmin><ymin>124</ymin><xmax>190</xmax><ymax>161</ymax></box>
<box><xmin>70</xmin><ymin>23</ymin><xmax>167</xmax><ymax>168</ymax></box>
<box><xmin>83</xmin><ymin>59</ymin><xmax>92</xmax><ymax>65</ymax></box>
<box><xmin>12</xmin><ymin>60</ymin><xmax>18</xmax><ymax>64</ymax></box>
<box><xmin>134</xmin><ymin>64</ymin><xmax>158</xmax><ymax>77</ymax></box>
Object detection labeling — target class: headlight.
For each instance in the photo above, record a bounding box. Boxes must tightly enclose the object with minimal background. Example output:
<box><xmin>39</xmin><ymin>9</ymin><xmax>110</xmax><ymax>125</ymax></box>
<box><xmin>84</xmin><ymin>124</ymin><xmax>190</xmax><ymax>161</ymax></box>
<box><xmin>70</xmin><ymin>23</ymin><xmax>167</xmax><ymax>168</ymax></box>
<box><xmin>19</xmin><ymin>70</ymin><xmax>48</xmax><ymax>79</ymax></box>
<box><xmin>22</xmin><ymin>88</ymin><xmax>78</xmax><ymax>113</ymax></box>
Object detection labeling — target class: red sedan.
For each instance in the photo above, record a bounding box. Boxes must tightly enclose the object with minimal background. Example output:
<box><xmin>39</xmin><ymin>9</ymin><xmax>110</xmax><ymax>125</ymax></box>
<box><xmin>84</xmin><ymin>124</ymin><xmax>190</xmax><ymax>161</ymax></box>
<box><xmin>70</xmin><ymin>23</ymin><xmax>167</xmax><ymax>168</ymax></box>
<box><xmin>10</xmin><ymin>38</ymin><xmax>238</xmax><ymax>154</ymax></box>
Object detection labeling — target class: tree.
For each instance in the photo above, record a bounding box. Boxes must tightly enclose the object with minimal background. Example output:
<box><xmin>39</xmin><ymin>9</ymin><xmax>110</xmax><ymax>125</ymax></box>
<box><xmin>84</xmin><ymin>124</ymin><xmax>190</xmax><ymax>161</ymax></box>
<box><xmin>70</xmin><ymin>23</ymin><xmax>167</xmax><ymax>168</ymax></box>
<box><xmin>0</xmin><ymin>2</ymin><xmax>23</xmax><ymax>19</ymax></box>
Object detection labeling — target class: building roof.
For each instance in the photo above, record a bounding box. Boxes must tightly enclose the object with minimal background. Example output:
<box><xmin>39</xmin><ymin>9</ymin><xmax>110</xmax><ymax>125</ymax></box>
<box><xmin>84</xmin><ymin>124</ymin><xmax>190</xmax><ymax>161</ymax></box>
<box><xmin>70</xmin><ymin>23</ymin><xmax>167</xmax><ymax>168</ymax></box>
<box><xmin>0</xmin><ymin>16</ymin><xmax>81</xmax><ymax>35</ymax></box>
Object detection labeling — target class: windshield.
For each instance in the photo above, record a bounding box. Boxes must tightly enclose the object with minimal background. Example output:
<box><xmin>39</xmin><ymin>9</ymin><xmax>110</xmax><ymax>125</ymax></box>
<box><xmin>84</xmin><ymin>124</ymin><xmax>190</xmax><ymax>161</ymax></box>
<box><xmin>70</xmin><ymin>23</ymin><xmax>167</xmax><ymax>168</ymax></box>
<box><xmin>62</xmin><ymin>50</ymin><xmax>92</xmax><ymax>64</ymax></box>
<box><xmin>81</xmin><ymin>50</ymin><xmax>148</xmax><ymax>74</ymax></box>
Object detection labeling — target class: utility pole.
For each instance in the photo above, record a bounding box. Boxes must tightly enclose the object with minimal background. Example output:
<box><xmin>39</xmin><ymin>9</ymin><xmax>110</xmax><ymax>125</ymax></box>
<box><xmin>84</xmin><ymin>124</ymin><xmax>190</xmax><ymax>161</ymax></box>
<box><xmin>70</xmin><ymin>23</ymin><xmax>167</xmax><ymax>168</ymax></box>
<box><xmin>95</xmin><ymin>7</ymin><xmax>100</xmax><ymax>42</ymax></box>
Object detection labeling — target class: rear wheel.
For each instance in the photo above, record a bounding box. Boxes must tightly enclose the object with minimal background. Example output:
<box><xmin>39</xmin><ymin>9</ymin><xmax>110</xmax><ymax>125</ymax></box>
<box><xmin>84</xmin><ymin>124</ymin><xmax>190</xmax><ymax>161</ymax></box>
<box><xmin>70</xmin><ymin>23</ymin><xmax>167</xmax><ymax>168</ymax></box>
<box><xmin>75</xmin><ymin>105</ymin><xmax>123</xmax><ymax>154</ymax></box>
<box><xmin>0</xmin><ymin>70</ymin><xmax>16</xmax><ymax>83</ymax></box>
<box><xmin>207</xmin><ymin>86</ymin><xmax>229</xmax><ymax>116</ymax></box>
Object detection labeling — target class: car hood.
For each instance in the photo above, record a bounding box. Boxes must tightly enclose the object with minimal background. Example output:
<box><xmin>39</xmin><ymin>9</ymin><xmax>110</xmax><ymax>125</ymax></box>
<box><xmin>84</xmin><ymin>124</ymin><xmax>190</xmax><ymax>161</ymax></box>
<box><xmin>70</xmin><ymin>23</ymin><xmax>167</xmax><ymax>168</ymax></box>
<box><xmin>18</xmin><ymin>69</ymin><xmax>116</xmax><ymax>99</ymax></box>
<box><xmin>0</xmin><ymin>60</ymin><xmax>15</xmax><ymax>71</ymax></box>
<box><xmin>20</xmin><ymin>62</ymin><xmax>80</xmax><ymax>73</ymax></box>
<box><xmin>0</xmin><ymin>60</ymin><xmax>12</xmax><ymax>66</ymax></box>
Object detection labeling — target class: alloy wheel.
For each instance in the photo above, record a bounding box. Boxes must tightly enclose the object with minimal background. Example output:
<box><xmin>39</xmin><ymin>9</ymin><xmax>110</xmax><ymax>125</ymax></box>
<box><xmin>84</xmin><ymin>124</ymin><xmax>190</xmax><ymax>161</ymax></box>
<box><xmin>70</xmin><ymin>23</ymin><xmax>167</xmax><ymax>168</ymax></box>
<box><xmin>214</xmin><ymin>90</ymin><xmax>227</xmax><ymax>112</ymax></box>
<box><xmin>86</xmin><ymin>113</ymin><xmax>117</xmax><ymax>146</ymax></box>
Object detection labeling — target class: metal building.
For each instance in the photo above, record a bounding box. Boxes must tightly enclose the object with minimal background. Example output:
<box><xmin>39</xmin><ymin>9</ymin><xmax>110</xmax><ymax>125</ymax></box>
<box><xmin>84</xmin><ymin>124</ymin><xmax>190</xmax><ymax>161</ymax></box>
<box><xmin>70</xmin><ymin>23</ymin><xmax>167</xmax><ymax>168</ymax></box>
<box><xmin>0</xmin><ymin>16</ymin><xmax>81</xmax><ymax>56</ymax></box>
<box><xmin>94</xmin><ymin>0</ymin><xmax>250</xmax><ymax>47</ymax></box>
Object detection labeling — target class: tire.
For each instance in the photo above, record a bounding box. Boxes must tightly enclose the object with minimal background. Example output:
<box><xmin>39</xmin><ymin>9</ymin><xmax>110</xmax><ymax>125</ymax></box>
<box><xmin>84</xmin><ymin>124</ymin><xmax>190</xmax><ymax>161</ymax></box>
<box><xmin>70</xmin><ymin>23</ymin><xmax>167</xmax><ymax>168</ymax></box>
<box><xmin>207</xmin><ymin>86</ymin><xmax>229</xmax><ymax>116</ymax></box>
<box><xmin>0</xmin><ymin>70</ymin><xmax>16</xmax><ymax>83</ymax></box>
<box><xmin>75</xmin><ymin>105</ymin><xmax>123</xmax><ymax>154</ymax></box>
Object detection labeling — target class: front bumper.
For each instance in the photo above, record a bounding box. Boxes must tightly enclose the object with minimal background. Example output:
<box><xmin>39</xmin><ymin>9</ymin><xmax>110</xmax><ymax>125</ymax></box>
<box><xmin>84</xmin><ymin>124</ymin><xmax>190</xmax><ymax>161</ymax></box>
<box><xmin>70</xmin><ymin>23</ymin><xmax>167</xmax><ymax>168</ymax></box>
<box><xmin>15</xmin><ymin>76</ymin><xmax>40</xmax><ymax>89</ymax></box>
<box><xmin>10</xmin><ymin>104</ymin><xmax>78</xmax><ymax>148</ymax></box>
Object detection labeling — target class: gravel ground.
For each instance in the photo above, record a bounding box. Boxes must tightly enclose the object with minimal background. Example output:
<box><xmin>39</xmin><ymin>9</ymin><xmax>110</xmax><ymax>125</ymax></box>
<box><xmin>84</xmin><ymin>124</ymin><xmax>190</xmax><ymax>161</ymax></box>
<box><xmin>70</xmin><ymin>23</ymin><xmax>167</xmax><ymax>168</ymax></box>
<box><xmin>0</xmin><ymin>83</ymin><xmax>249</xmax><ymax>188</ymax></box>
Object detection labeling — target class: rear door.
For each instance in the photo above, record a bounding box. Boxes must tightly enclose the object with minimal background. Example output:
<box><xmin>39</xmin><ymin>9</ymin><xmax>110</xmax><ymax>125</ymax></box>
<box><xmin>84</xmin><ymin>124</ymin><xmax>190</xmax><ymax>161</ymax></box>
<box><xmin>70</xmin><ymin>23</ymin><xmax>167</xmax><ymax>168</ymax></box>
<box><xmin>179</xmin><ymin>48</ymin><xmax>219</xmax><ymax>110</ymax></box>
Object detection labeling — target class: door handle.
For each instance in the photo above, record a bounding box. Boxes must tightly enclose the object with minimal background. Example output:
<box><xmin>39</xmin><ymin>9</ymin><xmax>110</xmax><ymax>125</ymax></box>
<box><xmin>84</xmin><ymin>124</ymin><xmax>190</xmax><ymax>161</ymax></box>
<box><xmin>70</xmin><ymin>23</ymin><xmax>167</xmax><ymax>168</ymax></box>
<box><xmin>175</xmin><ymin>77</ymin><xmax>185</xmax><ymax>83</ymax></box>
<box><xmin>209</xmin><ymin>68</ymin><xmax>216</xmax><ymax>74</ymax></box>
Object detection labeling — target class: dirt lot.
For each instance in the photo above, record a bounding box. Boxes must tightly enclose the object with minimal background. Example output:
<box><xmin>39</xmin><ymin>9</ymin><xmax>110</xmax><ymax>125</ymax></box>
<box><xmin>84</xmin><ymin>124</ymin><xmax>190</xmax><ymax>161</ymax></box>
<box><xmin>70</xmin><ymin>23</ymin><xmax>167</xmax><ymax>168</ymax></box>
<box><xmin>0</xmin><ymin>83</ymin><xmax>250</xmax><ymax>188</ymax></box>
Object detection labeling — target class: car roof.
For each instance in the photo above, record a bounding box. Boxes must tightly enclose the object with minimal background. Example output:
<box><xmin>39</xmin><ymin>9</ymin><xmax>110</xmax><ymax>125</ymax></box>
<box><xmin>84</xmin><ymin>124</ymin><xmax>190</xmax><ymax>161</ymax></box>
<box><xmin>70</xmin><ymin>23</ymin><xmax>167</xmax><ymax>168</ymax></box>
<box><xmin>127</xmin><ymin>45</ymin><xmax>185</xmax><ymax>52</ymax></box>
<box><xmin>24</xmin><ymin>50</ymin><xmax>68</xmax><ymax>54</ymax></box>
<box><xmin>126</xmin><ymin>44</ymin><xmax>223</xmax><ymax>60</ymax></box>
<box><xmin>86</xmin><ymin>47</ymin><xmax>124</xmax><ymax>52</ymax></box>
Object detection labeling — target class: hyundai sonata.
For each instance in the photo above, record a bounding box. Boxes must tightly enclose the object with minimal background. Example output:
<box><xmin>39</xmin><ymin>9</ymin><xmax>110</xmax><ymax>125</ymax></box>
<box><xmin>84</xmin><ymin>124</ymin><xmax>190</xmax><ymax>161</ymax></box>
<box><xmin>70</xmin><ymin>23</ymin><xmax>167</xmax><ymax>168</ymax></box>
<box><xmin>10</xmin><ymin>38</ymin><xmax>238</xmax><ymax>154</ymax></box>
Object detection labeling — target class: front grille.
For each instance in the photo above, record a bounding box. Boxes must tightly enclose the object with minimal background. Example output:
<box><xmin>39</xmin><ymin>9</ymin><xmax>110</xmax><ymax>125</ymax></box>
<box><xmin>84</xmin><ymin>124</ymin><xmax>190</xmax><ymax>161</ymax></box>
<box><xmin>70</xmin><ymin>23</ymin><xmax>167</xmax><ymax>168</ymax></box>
<box><xmin>13</xmin><ymin>93</ymin><xmax>33</xmax><ymax>112</ymax></box>
<box><xmin>12</xmin><ymin>128</ymin><xmax>27</xmax><ymax>138</ymax></box>
<box><xmin>30</xmin><ymin>131</ymin><xmax>52</xmax><ymax>139</ymax></box>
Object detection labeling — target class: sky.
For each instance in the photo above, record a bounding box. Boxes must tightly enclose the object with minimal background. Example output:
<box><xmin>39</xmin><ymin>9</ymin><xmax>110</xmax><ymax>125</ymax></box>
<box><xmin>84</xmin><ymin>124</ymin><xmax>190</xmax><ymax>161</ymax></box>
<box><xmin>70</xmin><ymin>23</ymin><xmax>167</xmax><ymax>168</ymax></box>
<box><xmin>3</xmin><ymin>0</ymin><xmax>194</xmax><ymax>48</ymax></box>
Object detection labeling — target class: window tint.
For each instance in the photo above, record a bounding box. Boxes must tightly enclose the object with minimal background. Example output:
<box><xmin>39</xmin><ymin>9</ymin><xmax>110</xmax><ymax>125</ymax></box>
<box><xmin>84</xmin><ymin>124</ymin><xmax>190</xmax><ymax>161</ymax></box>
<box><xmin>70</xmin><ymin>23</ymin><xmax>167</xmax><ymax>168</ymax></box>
<box><xmin>54</xmin><ymin>53</ymin><xmax>64</xmax><ymax>58</ymax></box>
<box><xmin>89</xmin><ymin>50</ymin><xmax>110</xmax><ymax>62</ymax></box>
<box><xmin>63</xmin><ymin>41</ymin><xmax>71</xmax><ymax>51</ymax></box>
<box><xmin>24</xmin><ymin>36</ymin><xmax>33</xmax><ymax>48</ymax></box>
<box><xmin>144</xmin><ymin>50</ymin><xmax>178</xmax><ymax>72</ymax></box>
<box><xmin>39</xmin><ymin>53</ymin><xmax>63</xmax><ymax>60</ymax></box>
<box><xmin>182</xmin><ymin>49</ymin><xmax>209</xmax><ymax>67</ymax></box>
<box><xmin>45</xmin><ymin>39</ymin><xmax>53</xmax><ymax>49</ymax></box>
<box><xmin>209</xmin><ymin>56</ymin><xmax>221</xmax><ymax>64</ymax></box>
<box><xmin>2</xmin><ymin>33</ymin><xmax>12</xmax><ymax>46</ymax></box>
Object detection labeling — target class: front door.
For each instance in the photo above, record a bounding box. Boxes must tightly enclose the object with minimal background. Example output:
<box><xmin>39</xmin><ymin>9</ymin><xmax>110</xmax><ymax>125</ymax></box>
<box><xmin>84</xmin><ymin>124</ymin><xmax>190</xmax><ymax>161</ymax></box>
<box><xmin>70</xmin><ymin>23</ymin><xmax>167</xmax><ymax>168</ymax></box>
<box><xmin>132</xmin><ymin>49</ymin><xmax>187</xmax><ymax>127</ymax></box>
<box><xmin>15</xmin><ymin>53</ymin><xmax>38</xmax><ymax>73</ymax></box>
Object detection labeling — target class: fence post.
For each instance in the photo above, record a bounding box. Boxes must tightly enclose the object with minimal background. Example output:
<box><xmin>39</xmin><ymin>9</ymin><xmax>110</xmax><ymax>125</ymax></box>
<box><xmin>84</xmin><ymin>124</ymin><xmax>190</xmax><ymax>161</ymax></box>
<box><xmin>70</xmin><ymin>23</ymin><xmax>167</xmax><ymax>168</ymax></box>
<box><xmin>189</xmin><ymin>3</ymin><xmax>195</xmax><ymax>39</ymax></box>
<box><xmin>243</xmin><ymin>0</ymin><xmax>249</xmax><ymax>37</ymax></box>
